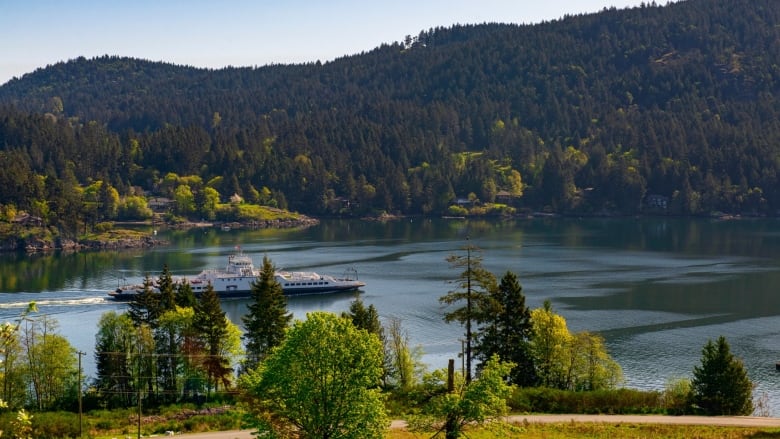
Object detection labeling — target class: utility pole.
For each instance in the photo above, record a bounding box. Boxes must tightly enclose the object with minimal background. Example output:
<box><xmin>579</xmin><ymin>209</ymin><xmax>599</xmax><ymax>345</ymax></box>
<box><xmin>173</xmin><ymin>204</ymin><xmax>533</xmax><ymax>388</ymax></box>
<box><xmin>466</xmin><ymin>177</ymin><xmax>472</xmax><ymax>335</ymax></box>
<box><xmin>465</xmin><ymin>236</ymin><xmax>472</xmax><ymax>384</ymax></box>
<box><xmin>445</xmin><ymin>359</ymin><xmax>457</xmax><ymax>438</ymax></box>
<box><xmin>137</xmin><ymin>336</ymin><xmax>142</xmax><ymax>439</ymax></box>
<box><xmin>78</xmin><ymin>351</ymin><xmax>85</xmax><ymax>438</ymax></box>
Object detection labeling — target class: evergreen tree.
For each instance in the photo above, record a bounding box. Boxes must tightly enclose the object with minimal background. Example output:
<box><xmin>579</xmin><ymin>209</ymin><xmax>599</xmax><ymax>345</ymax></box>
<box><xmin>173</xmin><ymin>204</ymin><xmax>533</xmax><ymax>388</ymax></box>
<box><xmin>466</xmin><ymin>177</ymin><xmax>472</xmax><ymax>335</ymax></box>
<box><xmin>440</xmin><ymin>242</ymin><xmax>496</xmax><ymax>384</ymax></box>
<box><xmin>155</xmin><ymin>264</ymin><xmax>179</xmax><ymax>403</ymax></box>
<box><xmin>691</xmin><ymin>336</ymin><xmax>753</xmax><ymax>416</ymax></box>
<box><xmin>343</xmin><ymin>295</ymin><xmax>391</xmax><ymax>386</ymax></box>
<box><xmin>126</xmin><ymin>275</ymin><xmax>160</xmax><ymax>328</ymax></box>
<box><xmin>241</xmin><ymin>256</ymin><xmax>292</xmax><ymax>372</ymax></box>
<box><xmin>475</xmin><ymin>271</ymin><xmax>537</xmax><ymax>387</ymax></box>
<box><xmin>343</xmin><ymin>294</ymin><xmax>383</xmax><ymax>337</ymax></box>
<box><xmin>175</xmin><ymin>281</ymin><xmax>197</xmax><ymax>308</ymax></box>
<box><xmin>157</xmin><ymin>264</ymin><xmax>176</xmax><ymax>313</ymax></box>
<box><xmin>193</xmin><ymin>283</ymin><xmax>232</xmax><ymax>394</ymax></box>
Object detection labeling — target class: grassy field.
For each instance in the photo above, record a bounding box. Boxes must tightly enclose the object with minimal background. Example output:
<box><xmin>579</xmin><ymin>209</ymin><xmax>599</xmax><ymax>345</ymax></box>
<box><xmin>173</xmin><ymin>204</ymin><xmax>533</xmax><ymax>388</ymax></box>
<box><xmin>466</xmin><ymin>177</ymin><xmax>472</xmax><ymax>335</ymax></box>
<box><xmin>387</xmin><ymin>422</ymin><xmax>780</xmax><ymax>438</ymax></box>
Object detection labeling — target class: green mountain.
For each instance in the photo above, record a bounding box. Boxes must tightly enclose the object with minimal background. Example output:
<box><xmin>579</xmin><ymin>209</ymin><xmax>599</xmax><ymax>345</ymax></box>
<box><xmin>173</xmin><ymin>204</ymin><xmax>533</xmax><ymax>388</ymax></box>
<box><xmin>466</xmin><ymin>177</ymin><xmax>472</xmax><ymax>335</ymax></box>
<box><xmin>1</xmin><ymin>0</ymin><xmax>779</xmax><ymax>226</ymax></box>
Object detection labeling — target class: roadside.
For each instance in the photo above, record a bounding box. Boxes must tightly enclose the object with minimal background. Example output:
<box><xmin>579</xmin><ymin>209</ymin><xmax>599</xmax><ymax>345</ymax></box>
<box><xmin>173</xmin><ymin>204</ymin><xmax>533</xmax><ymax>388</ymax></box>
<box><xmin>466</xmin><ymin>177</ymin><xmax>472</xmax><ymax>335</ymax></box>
<box><xmin>179</xmin><ymin>415</ymin><xmax>780</xmax><ymax>438</ymax></box>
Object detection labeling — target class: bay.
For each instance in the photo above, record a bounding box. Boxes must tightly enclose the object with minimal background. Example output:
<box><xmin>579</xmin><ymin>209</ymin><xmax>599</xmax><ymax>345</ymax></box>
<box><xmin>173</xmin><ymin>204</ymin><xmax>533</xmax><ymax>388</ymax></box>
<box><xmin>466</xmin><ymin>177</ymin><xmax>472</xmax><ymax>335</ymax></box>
<box><xmin>1</xmin><ymin>217</ymin><xmax>780</xmax><ymax>413</ymax></box>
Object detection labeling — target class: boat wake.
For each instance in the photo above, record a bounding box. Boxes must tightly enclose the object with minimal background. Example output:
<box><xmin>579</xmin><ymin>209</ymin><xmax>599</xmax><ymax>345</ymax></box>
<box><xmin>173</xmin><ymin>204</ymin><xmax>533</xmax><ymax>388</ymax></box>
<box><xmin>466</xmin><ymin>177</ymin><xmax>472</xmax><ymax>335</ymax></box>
<box><xmin>0</xmin><ymin>296</ymin><xmax>108</xmax><ymax>310</ymax></box>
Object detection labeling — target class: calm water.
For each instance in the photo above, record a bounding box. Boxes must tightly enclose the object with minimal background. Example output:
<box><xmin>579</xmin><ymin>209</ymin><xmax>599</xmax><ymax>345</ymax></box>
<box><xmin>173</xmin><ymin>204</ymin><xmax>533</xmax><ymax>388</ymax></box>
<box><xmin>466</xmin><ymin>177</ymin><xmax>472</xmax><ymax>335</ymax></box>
<box><xmin>1</xmin><ymin>217</ymin><xmax>780</xmax><ymax>413</ymax></box>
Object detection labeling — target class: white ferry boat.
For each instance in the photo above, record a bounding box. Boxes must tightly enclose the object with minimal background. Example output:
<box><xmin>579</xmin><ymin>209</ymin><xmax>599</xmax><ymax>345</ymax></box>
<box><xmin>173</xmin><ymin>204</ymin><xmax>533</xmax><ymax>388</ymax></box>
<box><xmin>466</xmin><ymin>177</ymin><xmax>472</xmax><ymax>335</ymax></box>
<box><xmin>108</xmin><ymin>252</ymin><xmax>365</xmax><ymax>301</ymax></box>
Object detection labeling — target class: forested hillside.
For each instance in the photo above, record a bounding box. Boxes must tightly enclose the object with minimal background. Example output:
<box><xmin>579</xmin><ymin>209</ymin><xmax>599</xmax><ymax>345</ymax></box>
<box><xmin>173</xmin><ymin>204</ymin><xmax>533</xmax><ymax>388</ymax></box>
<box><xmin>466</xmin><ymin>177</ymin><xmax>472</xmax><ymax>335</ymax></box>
<box><xmin>1</xmin><ymin>0</ymin><xmax>779</xmax><ymax>233</ymax></box>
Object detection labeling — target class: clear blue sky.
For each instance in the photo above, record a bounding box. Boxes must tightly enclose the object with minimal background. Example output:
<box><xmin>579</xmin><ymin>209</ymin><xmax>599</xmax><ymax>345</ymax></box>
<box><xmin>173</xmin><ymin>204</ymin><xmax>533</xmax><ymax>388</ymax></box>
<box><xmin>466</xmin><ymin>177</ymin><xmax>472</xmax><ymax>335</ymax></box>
<box><xmin>1</xmin><ymin>0</ymin><xmax>655</xmax><ymax>85</ymax></box>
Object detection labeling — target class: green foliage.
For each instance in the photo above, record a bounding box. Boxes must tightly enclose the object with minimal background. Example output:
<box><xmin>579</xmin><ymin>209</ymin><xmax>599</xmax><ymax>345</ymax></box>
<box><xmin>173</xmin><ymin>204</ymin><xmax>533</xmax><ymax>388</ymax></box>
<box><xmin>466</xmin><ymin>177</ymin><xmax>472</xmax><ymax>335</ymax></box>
<box><xmin>445</xmin><ymin>205</ymin><xmax>468</xmax><ymax>217</ymax></box>
<box><xmin>475</xmin><ymin>271</ymin><xmax>536</xmax><ymax>387</ymax></box>
<box><xmin>441</xmin><ymin>243</ymin><xmax>497</xmax><ymax>383</ymax></box>
<box><xmin>530</xmin><ymin>301</ymin><xmax>574</xmax><ymax>389</ymax></box>
<box><xmin>508</xmin><ymin>387</ymin><xmax>664</xmax><ymax>415</ymax></box>
<box><xmin>530</xmin><ymin>301</ymin><xmax>622</xmax><ymax>391</ymax></box>
<box><xmin>94</xmin><ymin>311</ymin><xmax>136</xmax><ymax>408</ymax></box>
<box><xmin>384</xmin><ymin>317</ymin><xmax>425</xmax><ymax>391</ymax></box>
<box><xmin>4</xmin><ymin>1</ymin><xmax>780</xmax><ymax>220</ymax></box>
<box><xmin>409</xmin><ymin>355</ymin><xmax>514</xmax><ymax>438</ymax></box>
<box><xmin>118</xmin><ymin>195</ymin><xmax>153</xmax><ymax>220</ymax></box>
<box><xmin>193</xmin><ymin>285</ymin><xmax>237</xmax><ymax>394</ymax></box>
<box><xmin>19</xmin><ymin>315</ymin><xmax>78</xmax><ymax>411</ymax></box>
<box><xmin>662</xmin><ymin>377</ymin><xmax>693</xmax><ymax>415</ymax></box>
<box><xmin>241</xmin><ymin>312</ymin><xmax>388</xmax><ymax>439</ymax></box>
<box><xmin>14</xmin><ymin>410</ymin><xmax>80</xmax><ymax>439</ymax></box>
<box><xmin>691</xmin><ymin>336</ymin><xmax>754</xmax><ymax>416</ymax></box>
<box><xmin>242</xmin><ymin>255</ymin><xmax>292</xmax><ymax>371</ymax></box>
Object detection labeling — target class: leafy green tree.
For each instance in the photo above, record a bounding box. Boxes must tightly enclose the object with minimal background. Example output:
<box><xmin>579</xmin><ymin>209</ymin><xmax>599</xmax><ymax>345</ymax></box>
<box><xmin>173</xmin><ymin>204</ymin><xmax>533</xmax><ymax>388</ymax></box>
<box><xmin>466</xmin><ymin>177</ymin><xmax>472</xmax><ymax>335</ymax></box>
<box><xmin>530</xmin><ymin>301</ymin><xmax>573</xmax><ymax>388</ymax></box>
<box><xmin>241</xmin><ymin>312</ymin><xmax>388</xmax><ymax>439</ymax></box>
<box><xmin>173</xmin><ymin>184</ymin><xmax>195</xmax><ymax>216</ymax></box>
<box><xmin>385</xmin><ymin>317</ymin><xmax>424</xmax><ymax>391</ymax></box>
<box><xmin>440</xmin><ymin>242</ymin><xmax>496</xmax><ymax>383</ymax></box>
<box><xmin>98</xmin><ymin>180</ymin><xmax>120</xmax><ymax>219</ymax></box>
<box><xmin>118</xmin><ymin>195</ymin><xmax>153</xmax><ymax>220</ymax></box>
<box><xmin>691</xmin><ymin>336</ymin><xmax>753</xmax><ymax>416</ymax></box>
<box><xmin>242</xmin><ymin>256</ymin><xmax>292</xmax><ymax>372</ymax></box>
<box><xmin>530</xmin><ymin>301</ymin><xmax>621</xmax><ymax>391</ymax></box>
<box><xmin>198</xmin><ymin>186</ymin><xmax>220</xmax><ymax>220</ymax></box>
<box><xmin>410</xmin><ymin>355</ymin><xmax>514</xmax><ymax>439</ymax></box>
<box><xmin>19</xmin><ymin>315</ymin><xmax>77</xmax><ymax>410</ymax></box>
<box><xmin>475</xmin><ymin>271</ymin><xmax>537</xmax><ymax>387</ymax></box>
<box><xmin>0</xmin><ymin>303</ymin><xmax>37</xmax><ymax>410</ymax></box>
<box><xmin>568</xmin><ymin>331</ymin><xmax>623</xmax><ymax>391</ymax></box>
<box><xmin>94</xmin><ymin>311</ymin><xmax>136</xmax><ymax>408</ymax></box>
<box><xmin>131</xmin><ymin>324</ymin><xmax>157</xmax><ymax>401</ymax></box>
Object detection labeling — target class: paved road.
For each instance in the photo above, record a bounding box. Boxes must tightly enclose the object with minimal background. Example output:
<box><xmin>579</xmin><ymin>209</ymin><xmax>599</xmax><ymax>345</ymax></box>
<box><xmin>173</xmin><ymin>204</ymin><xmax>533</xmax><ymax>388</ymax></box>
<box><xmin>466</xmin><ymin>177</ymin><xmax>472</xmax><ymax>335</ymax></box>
<box><xmin>169</xmin><ymin>415</ymin><xmax>780</xmax><ymax>437</ymax></box>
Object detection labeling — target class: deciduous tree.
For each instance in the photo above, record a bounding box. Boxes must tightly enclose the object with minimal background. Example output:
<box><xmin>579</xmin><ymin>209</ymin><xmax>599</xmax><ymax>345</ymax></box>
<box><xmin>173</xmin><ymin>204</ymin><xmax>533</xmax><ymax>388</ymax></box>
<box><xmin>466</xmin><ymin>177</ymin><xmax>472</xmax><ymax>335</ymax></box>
<box><xmin>241</xmin><ymin>312</ymin><xmax>388</xmax><ymax>439</ymax></box>
<box><xmin>410</xmin><ymin>355</ymin><xmax>514</xmax><ymax>439</ymax></box>
<box><xmin>529</xmin><ymin>301</ymin><xmax>572</xmax><ymax>389</ymax></box>
<box><xmin>94</xmin><ymin>311</ymin><xmax>136</xmax><ymax>408</ymax></box>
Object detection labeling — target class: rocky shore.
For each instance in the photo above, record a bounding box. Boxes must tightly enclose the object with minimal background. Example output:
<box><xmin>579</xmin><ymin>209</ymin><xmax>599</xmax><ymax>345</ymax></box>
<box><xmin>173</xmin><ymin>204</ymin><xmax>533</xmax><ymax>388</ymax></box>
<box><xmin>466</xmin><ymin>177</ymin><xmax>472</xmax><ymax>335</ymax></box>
<box><xmin>0</xmin><ymin>216</ymin><xmax>320</xmax><ymax>253</ymax></box>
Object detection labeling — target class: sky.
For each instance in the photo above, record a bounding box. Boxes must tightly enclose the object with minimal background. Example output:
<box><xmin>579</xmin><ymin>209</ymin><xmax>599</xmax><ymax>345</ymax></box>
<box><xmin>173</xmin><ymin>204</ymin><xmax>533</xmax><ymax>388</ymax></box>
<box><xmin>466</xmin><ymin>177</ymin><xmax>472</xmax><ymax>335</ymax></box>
<box><xmin>1</xmin><ymin>0</ymin><xmax>654</xmax><ymax>85</ymax></box>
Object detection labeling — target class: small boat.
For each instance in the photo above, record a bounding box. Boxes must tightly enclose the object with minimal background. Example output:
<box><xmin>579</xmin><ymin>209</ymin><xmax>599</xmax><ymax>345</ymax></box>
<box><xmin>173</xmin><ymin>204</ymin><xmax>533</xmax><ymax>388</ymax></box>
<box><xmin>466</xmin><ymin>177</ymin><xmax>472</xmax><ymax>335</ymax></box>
<box><xmin>108</xmin><ymin>251</ymin><xmax>365</xmax><ymax>301</ymax></box>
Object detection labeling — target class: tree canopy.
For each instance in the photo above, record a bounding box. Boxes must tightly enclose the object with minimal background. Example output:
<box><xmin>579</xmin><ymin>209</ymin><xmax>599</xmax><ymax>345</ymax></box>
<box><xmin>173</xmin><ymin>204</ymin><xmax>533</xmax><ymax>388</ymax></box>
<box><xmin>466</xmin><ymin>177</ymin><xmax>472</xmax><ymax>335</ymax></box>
<box><xmin>241</xmin><ymin>312</ymin><xmax>388</xmax><ymax>439</ymax></box>
<box><xmin>2</xmin><ymin>0</ymin><xmax>780</xmax><ymax>224</ymax></box>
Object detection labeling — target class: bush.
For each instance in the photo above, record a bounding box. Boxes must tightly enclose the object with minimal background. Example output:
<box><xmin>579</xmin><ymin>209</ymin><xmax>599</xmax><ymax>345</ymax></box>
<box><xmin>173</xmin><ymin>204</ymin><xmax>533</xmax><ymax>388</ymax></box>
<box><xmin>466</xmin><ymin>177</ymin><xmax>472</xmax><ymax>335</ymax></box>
<box><xmin>445</xmin><ymin>205</ymin><xmax>469</xmax><ymax>217</ymax></box>
<box><xmin>662</xmin><ymin>378</ymin><xmax>693</xmax><ymax>415</ymax></box>
<box><xmin>509</xmin><ymin>387</ymin><xmax>663</xmax><ymax>414</ymax></box>
<box><xmin>94</xmin><ymin>221</ymin><xmax>113</xmax><ymax>232</ymax></box>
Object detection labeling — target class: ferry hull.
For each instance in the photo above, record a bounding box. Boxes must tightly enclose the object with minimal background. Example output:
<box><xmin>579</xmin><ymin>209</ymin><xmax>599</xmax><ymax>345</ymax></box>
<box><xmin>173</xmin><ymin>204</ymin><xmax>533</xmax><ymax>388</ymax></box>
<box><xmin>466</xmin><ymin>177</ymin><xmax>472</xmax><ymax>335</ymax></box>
<box><xmin>108</xmin><ymin>282</ymin><xmax>364</xmax><ymax>301</ymax></box>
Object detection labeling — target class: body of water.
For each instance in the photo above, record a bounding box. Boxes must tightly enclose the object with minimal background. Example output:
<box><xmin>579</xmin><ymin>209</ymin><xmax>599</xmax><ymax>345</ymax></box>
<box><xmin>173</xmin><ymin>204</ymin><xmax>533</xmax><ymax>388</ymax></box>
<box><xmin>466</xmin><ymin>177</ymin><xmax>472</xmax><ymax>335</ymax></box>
<box><xmin>1</xmin><ymin>217</ymin><xmax>780</xmax><ymax>413</ymax></box>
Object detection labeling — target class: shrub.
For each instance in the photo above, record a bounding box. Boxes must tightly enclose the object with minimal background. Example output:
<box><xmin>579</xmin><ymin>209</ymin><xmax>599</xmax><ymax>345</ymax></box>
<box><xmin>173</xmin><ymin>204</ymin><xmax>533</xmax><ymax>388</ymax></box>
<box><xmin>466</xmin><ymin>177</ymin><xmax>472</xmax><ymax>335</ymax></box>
<box><xmin>662</xmin><ymin>378</ymin><xmax>693</xmax><ymax>415</ymax></box>
<box><xmin>509</xmin><ymin>387</ymin><xmax>663</xmax><ymax>414</ymax></box>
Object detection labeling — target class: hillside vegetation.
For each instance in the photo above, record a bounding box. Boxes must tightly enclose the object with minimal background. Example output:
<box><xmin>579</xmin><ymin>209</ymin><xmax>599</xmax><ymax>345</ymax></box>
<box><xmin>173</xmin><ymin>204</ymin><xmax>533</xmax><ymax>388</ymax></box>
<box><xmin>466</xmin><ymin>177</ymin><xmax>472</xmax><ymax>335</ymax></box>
<box><xmin>1</xmin><ymin>0</ymin><xmax>779</xmax><ymax>233</ymax></box>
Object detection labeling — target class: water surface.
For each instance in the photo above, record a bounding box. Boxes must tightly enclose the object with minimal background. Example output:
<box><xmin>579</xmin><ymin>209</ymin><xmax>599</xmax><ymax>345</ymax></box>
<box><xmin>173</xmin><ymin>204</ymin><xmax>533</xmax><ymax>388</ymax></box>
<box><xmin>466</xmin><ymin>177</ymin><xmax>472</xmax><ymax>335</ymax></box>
<box><xmin>1</xmin><ymin>217</ymin><xmax>779</xmax><ymax>413</ymax></box>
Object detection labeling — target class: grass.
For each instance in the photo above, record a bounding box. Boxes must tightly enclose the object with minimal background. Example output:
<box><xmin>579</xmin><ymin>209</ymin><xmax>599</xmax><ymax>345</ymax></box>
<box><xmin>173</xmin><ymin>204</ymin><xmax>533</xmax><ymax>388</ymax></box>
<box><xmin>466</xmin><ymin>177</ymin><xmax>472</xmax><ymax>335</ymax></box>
<box><xmin>387</xmin><ymin>422</ymin><xmax>780</xmax><ymax>438</ymax></box>
<box><xmin>22</xmin><ymin>408</ymin><xmax>780</xmax><ymax>439</ymax></box>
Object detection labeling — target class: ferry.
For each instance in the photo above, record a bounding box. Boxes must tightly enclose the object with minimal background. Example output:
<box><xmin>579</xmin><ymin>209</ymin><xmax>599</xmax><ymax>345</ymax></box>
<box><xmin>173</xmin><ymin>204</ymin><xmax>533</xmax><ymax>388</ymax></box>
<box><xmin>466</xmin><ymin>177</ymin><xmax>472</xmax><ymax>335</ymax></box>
<box><xmin>108</xmin><ymin>252</ymin><xmax>365</xmax><ymax>301</ymax></box>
